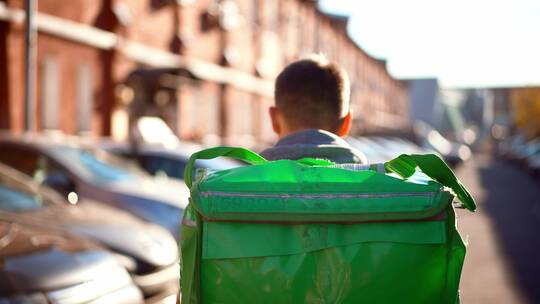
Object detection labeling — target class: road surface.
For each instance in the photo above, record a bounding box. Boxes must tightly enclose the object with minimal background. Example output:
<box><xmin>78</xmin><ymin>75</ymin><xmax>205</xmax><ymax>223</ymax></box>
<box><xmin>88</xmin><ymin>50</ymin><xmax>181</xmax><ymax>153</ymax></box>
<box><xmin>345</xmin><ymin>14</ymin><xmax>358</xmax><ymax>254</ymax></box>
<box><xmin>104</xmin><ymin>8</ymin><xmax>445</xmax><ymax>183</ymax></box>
<box><xmin>456</xmin><ymin>152</ymin><xmax>540</xmax><ymax>304</ymax></box>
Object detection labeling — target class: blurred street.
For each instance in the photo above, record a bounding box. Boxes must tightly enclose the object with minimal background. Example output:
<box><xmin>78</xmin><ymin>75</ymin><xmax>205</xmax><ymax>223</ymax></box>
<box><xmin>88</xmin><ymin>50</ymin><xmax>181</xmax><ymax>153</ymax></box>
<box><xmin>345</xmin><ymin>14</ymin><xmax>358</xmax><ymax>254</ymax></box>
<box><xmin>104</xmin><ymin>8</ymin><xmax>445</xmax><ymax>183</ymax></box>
<box><xmin>1</xmin><ymin>0</ymin><xmax>539</xmax><ymax>302</ymax></box>
<box><xmin>457</xmin><ymin>147</ymin><xmax>540</xmax><ymax>304</ymax></box>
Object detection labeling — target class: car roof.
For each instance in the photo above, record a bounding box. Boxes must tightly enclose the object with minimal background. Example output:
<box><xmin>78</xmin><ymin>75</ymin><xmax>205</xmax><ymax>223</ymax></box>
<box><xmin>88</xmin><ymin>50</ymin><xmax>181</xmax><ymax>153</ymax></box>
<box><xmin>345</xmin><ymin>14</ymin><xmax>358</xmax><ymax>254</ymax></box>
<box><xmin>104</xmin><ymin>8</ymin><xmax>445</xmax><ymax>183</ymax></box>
<box><xmin>0</xmin><ymin>131</ymin><xmax>95</xmax><ymax>151</ymax></box>
<box><xmin>100</xmin><ymin>139</ymin><xmax>198</xmax><ymax>158</ymax></box>
<box><xmin>100</xmin><ymin>139</ymin><xmax>243</xmax><ymax>169</ymax></box>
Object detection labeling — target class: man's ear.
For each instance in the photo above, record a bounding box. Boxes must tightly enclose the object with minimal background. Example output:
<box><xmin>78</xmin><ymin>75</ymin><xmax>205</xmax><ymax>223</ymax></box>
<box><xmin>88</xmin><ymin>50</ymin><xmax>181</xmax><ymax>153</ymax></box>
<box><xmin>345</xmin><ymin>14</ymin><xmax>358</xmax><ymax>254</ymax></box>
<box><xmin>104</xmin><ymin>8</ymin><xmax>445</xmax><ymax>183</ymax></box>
<box><xmin>269</xmin><ymin>106</ymin><xmax>281</xmax><ymax>136</ymax></box>
<box><xmin>337</xmin><ymin>110</ymin><xmax>353</xmax><ymax>137</ymax></box>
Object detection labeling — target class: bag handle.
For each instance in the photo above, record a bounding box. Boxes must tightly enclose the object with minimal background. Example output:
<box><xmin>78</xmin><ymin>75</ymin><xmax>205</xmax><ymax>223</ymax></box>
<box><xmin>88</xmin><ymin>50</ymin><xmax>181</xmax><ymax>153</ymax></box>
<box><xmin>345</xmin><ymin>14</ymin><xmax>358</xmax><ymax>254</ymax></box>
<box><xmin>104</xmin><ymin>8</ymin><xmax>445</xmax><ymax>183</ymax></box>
<box><xmin>385</xmin><ymin>154</ymin><xmax>476</xmax><ymax>212</ymax></box>
<box><xmin>184</xmin><ymin>146</ymin><xmax>476</xmax><ymax>212</ymax></box>
<box><xmin>184</xmin><ymin>146</ymin><xmax>267</xmax><ymax>188</ymax></box>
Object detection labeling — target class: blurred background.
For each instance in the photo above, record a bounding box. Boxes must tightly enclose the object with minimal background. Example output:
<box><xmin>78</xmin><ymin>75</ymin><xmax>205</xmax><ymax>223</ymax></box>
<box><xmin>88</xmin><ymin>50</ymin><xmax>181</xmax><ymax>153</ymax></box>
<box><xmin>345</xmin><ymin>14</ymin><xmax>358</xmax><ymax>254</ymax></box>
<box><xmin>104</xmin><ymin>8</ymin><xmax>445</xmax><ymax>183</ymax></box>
<box><xmin>0</xmin><ymin>0</ymin><xmax>539</xmax><ymax>303</ymax></box>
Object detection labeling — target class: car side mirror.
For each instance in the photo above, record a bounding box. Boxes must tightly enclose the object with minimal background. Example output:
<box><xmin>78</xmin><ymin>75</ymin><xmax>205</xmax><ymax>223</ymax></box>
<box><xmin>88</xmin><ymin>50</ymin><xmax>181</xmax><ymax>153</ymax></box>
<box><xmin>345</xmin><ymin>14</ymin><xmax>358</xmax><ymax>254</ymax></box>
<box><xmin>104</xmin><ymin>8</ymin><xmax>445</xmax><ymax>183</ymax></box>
<box><xmin>42</xmin><ymin>172</ymin><xmax>76</xmax><ymax>197</ymax></box>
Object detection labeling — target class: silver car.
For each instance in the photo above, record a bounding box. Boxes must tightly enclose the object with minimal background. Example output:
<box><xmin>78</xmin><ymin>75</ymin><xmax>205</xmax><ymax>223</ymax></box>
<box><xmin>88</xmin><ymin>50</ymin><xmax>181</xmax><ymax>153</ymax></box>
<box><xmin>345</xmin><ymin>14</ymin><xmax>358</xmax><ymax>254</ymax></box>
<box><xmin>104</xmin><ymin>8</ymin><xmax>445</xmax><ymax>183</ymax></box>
<box><xmin>0</xmin><ymin>133</ymin><xmax>189</xmax><ymax>240</ymax></box>
<box><xmin>0</xmin><ymin>193</ymin><xmax>143</xmax><ymax>304</ymax></box>
<box><xmin>0</xmin><ymin>163</ymin><xmax>179</xmax><ymax>302</ymax></box>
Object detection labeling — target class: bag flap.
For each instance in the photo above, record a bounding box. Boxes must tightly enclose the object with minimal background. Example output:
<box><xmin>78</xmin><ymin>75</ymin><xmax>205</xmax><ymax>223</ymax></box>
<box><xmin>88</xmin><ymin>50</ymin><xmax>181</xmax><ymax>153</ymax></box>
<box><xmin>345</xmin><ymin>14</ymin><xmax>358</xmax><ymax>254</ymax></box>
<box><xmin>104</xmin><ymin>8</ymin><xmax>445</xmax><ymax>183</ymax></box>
<box><xmin>202</xmin><ymin>219</ymin><xmax>447</xmax><ymax>259</ymax></box>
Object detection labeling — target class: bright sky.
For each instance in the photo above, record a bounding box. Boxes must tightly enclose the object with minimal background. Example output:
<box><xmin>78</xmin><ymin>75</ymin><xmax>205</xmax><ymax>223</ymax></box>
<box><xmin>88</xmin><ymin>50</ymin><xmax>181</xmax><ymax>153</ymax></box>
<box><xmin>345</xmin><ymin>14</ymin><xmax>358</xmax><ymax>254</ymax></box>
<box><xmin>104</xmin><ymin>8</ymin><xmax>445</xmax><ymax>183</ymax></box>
<box><xmin>319</xmin><ymin>0</ymin><xmax>540</xmax><ymax>88</ymax></box>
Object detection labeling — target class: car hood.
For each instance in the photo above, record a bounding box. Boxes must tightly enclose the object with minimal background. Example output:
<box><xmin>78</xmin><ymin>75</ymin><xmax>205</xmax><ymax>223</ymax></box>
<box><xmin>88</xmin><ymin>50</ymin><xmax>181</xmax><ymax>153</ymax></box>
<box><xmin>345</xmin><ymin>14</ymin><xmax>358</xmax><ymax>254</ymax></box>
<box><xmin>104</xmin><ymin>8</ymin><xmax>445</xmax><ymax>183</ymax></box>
<box><xmin>0</xmin><ymin>221</ymin><xmax>119</xmax><ymax>294</ymax></box>
<box><xmin>0</xmin><ymin>201</ymin><xmax>178</xmax><ymax>267</ymax></box>
<box><xmin>104</xmin><ymin>177</ymin><xmax>190</xmax><ymax>210</ymax></box>
<box><xmin>69</xmin><ymin>223</ymin><xmax>177</xmax><ymax>267</ymax></box>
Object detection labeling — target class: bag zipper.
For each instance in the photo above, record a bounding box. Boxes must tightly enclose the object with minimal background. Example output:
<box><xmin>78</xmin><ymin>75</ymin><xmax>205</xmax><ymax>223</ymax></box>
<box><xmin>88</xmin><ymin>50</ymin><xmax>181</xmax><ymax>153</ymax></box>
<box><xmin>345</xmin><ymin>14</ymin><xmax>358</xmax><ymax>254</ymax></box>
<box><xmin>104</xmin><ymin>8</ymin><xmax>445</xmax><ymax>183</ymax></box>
<box><xmin>202</xmin><ymin>211</ymin><xmax>447</xmax><ymax>224</ymax></box>
<box><xmin>200</xmin><ymin>191</ymin><xmax>438</xmax><ymax>199</ymax></box>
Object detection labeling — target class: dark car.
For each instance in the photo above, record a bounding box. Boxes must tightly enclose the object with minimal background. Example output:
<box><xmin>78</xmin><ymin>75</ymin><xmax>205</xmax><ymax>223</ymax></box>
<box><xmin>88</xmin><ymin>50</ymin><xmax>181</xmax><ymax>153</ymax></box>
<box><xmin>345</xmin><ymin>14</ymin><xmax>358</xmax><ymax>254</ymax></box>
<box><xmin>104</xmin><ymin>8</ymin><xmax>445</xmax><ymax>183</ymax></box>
<box><xmin>0</xmin><ymin>133</ymin><xmax>189</xmax><ymax>240</ymax></box>
<box><xmin>0</xmin><ymin>163</ymin><xmax>179</xmax><ymax>302</ymax></box>
<box><xmin>100</xmin><ymin>140</ymin><xmax>242</xmax><ymax>180</ymax></box>
<box><xmin>346</xmin><ymin>136</ymin><xmax>433</xmax><ymax>164</ymax></box>
<box><xmin>0</xmin><ymin>200</ymin><xmax>143</xmax><ymax>303</ymax></box>
<box><xmin>527</xmin><ymin>152</ymin><xmax>540</xmax><ymax>176</ymax></box>
<box><xmin>513</xmin><ymin>138</ymin><xmax>540</xmax><ymax>161</ymax></box>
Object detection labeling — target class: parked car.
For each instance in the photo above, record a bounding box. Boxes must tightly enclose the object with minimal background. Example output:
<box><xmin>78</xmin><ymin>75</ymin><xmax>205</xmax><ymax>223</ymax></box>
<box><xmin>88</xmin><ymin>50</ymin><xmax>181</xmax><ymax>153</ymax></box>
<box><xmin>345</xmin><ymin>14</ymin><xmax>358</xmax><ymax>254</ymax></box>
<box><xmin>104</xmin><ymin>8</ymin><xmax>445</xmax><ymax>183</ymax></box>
<box><xmin>0</xmin><ymin>163</ymin><xmax>179</xmax><ymax>302</ymax></box>
<box><xmin>0</xmin><ymin>133</ymin><xmax>189</xmax><ymax>240</ymax></box>
<box><xmin>346</xmin><ymin>136</ymin><xmax>396</xmax><ymax>163</ymax></box>
<box><xmin>512</xmin><ymin>138</ymin><xmax>540</xmax><ymax>162</ymax></box>
<box><xmin>496</xmin><ymin>133</ymin><xmax>540</xmax><ymax>177</ymax></box>
<box><xmin>497</xmin><ymin>133</ymin><xmax>527</xmax><ymax>158</ymax></box>
<box><xmin>373</xmin><ymin>137</ymin><xmax>431</xmax><ymax>155</ymax></box>
<box><xmin>0</xmin><ymin>205</ymin><xmax>143</xmax><ymax>303</ymax></box>
<box><xmin>346</xmin><ymin>136</ymin><xmax>432</xmax><ymax>164</ymax></box>
<box><xmin>526</xmin><ymin>152</ymin><xmax>540</xmax><ymax>176</ymax></box>
<box><xmin>100</xmin><ymin>140</ymin><xmax>243</xmax><ymax>180</ymax></box>
<box><xmin>413</xmin><ymin>121</ymin><xmax>471</xmax><ymax>166</ymax></box>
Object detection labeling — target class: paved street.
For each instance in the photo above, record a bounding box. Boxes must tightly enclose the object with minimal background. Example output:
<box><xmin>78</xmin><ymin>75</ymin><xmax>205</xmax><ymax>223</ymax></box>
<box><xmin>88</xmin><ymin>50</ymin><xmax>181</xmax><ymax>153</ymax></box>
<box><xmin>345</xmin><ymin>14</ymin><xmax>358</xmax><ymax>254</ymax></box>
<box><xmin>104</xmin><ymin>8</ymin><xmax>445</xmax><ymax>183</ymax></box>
<box><xmin>456</xmin><ymin>151</ymin><xmax>540</xmax><ymax>304</ymax></box>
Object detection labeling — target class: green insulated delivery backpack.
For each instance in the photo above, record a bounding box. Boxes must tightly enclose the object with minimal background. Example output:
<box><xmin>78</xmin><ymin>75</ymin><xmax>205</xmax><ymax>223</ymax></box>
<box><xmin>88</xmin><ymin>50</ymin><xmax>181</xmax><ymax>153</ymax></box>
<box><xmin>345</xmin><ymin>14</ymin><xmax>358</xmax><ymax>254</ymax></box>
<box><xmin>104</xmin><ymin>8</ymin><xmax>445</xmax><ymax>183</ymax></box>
<box><xmin>180</xmin><ymin>147</ymin><xmax>476</xmax><ymax>304</ymax></box>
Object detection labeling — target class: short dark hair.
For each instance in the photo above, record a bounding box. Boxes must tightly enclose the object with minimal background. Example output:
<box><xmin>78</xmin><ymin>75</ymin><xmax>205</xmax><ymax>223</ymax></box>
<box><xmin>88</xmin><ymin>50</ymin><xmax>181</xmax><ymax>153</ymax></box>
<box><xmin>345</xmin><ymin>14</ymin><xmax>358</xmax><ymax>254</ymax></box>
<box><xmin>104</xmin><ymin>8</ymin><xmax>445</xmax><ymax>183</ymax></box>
<box><xmin>274</xmin><ymin>55</ymin><xmax>350</xmax><ymax>131</ymax></box>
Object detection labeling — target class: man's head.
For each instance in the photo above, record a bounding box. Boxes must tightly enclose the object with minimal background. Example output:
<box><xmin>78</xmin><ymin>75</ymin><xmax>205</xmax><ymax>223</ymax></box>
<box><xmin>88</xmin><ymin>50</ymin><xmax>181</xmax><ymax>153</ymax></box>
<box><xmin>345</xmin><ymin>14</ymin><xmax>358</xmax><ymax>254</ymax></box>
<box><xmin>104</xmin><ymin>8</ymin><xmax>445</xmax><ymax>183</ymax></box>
<box><xmin>270</xmin><ymin>55</ymin><xmax>352</xmax><ymax>138</ymax></box>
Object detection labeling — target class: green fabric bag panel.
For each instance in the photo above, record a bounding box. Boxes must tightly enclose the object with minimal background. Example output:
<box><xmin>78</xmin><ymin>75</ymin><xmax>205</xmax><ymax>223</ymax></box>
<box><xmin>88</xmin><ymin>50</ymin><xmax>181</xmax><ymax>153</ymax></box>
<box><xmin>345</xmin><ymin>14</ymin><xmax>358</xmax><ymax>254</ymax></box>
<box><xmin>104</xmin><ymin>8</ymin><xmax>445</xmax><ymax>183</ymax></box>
<box><xmin>180</xmin><ymin>146</ymin><xmax>474</xmax><ymax>304</ymax></box>
<box><xmin>179</xmin><ymin>203</ymin><xmax>201</xmax><ymax>304</ymax></box>
<box><xmin>202</xmin><ymin>219</ymin><xmax>447</xmax><ymax>259</ymax></box>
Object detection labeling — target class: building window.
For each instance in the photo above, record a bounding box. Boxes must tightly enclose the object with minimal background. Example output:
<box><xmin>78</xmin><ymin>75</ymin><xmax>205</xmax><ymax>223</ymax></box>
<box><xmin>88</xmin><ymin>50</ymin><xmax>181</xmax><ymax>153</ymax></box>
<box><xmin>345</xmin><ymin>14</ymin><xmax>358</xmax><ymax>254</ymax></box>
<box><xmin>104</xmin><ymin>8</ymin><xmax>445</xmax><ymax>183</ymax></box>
<box><xmin>76</xmin><ymin>64</ymin><xmax>93</xmax><ymax>133</ymax></box>
<box><xmin>41</xmin><ymin>56</ymin><xmax>60</xmax><ymax>130</ymax></box>
<box><xmin>184</xmin><ymin>83</ymin><xmax>219</xmax><ymax>144</ymax></box>
<box><xmin>251</xmin><ymin>0</ymin><xmax>259</xmax><ymax>27</ymax></box>
<box><xmin>267</xmin><ymin>0</ymin><xmax>279</xmax><ymax>31</ymax></box>
<box><xmin>229</xmin><ymin>90</ymin><xmax>253</xmax><ymax>146</ymax></box>
<box><xmin>284</xmin><ymin>1</ymin><xmax>298</xmax><ymax>59</ymax></box>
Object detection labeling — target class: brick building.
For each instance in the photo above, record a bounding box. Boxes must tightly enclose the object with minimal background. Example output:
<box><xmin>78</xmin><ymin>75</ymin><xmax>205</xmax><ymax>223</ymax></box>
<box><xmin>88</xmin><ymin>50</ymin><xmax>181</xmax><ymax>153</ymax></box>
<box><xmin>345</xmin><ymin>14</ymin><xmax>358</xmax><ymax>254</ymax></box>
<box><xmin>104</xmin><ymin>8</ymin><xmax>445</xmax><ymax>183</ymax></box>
<box><xmin>0</xmin><ymin>0</ymin><xmax>409</xmax><ymax>147</ymax></box>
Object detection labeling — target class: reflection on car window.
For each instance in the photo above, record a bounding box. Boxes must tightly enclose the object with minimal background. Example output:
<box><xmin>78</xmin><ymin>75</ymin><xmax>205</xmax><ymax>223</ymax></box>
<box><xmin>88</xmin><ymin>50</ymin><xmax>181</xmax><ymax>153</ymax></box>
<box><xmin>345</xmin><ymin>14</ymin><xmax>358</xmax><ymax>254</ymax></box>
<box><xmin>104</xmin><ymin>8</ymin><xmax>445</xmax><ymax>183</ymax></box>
<box><xmin>79</xmin><ymin>151</ymin><xmax>135</xmax><ymax>181</ymax></box>
<box><xmin>0</xmin><ymin>185</ymin><xmax>42</xmax><ymax>211</ymax></box>
<box><xmin>60</xmin><ymin>147</ymin><xmax>142</xmax><ymax>182</ymax></box>
<box><xmin>141</xmin><ymin>155</ymin><xmax>185</xmax><ymax>179</ymax></box>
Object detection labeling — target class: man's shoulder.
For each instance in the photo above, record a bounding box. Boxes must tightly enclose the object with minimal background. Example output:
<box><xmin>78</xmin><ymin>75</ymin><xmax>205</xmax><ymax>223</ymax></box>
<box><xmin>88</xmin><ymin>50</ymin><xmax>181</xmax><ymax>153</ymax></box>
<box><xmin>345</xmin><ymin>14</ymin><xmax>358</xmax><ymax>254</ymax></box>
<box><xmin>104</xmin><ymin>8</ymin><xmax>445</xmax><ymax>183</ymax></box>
<box><xmin>261</xmin><ymin>145</ymin><xmax>366</xmax><ymax>164</ymax></box>
<box><xmin>260</xmin><ymin>130</ymin><xmax>367</xmax><ymax>164</ymax></box>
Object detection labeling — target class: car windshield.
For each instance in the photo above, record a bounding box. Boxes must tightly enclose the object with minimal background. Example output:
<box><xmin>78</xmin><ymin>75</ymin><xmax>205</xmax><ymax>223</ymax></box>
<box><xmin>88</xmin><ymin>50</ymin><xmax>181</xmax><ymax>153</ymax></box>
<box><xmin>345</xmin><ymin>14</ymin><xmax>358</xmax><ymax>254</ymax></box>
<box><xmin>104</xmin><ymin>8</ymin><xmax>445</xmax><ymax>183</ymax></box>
<box><xmin>58</xmin><ymin>147</ymin><xmax>144</xmax><ymax>183</ymax></box>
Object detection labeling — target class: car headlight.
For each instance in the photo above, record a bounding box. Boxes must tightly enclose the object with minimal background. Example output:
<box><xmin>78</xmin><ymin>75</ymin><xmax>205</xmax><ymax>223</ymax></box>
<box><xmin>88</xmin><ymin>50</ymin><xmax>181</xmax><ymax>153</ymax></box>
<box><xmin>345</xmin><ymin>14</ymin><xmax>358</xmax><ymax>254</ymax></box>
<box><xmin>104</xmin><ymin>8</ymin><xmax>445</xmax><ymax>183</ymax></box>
<box><xmin>0</xmin><ymin>293</ymin><xmax>48</xmax><ymax>304</ymax></box>
<box><xmin>46</xmin><ymin>265</ymin><xmax>134</xmax><ymax>303</ymax></box>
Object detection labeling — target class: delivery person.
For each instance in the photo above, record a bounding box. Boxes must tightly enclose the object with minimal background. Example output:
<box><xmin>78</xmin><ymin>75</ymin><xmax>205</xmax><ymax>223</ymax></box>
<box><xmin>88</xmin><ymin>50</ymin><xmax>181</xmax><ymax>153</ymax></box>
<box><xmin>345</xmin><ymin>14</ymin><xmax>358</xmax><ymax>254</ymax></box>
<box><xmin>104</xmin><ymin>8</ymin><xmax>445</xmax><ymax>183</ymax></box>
<box><xmin>260</xmin><ymin>55</ymin><xmax>367</xmax><ymax>164</ymax></box>
<box><xmin>179</xmin><ymin>55</ymin><xmax>474</xmax><ymax>304</ymax></box>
